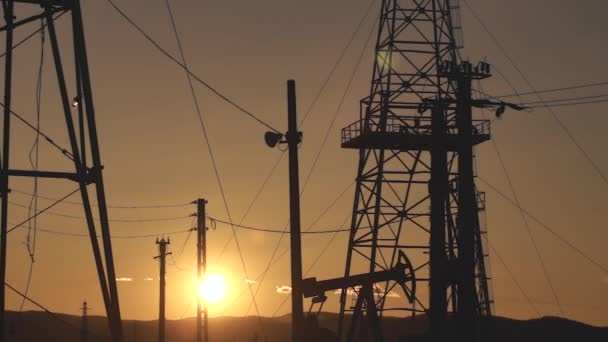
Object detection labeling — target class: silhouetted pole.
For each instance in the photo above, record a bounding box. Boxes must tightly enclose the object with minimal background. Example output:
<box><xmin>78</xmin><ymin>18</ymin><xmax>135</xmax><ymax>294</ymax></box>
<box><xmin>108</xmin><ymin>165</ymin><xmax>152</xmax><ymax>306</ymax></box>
<box><xmin>81</xmin><ymin>301</ymin><xmax>88</xmax><ymax>342</ymax></box>
<box><xmin>456</xmin><ymin>71</ymin><xmax>476</xmax><ymax>340</ymax></box>
<box><xmin>286</xmin><ymin>80</ymin><xmax>304</xmax><ymax>342</ymax></box>
<box><xmin>430</xmin><ymin>105</ymin><xmax>448</xmax><ymax>339</ymax></box>
<box><xmin>196</xmin><ymin>198</ymin><xmax>209</xmax><ymax>342</ymax></box>
<box><xmin>0</xmin><ymin>1</ymin><xmax>15</xmax><ymax>340</ymax></box>
<box><xmin>155</xmin><ymin>238</ymin><xmax>171</xmax><ymax>342</ymax></box>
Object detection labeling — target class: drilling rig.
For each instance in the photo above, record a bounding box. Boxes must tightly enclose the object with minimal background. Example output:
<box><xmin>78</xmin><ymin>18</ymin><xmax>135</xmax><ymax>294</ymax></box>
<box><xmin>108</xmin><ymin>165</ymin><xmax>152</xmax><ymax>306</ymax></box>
<box><xmin>302</xmin><ymin>1</ymin><xmax>502</xmax><ymax>340</ymax></box>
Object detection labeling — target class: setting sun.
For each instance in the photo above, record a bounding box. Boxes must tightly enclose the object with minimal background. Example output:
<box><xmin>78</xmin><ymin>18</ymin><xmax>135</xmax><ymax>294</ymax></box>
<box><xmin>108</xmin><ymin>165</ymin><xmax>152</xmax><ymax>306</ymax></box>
<box><xmin>198</xmin><ymin>274</ymin><xmax>226</xmax><ymax>304</ymax></box>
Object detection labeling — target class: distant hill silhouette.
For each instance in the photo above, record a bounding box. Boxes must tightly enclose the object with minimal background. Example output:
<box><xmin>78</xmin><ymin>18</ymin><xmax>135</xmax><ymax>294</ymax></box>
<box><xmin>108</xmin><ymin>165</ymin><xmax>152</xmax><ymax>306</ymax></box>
<box><xmin>4</xmin><ymin>311</ymin><xmax>606</xmax><ymax>341</ymax></box>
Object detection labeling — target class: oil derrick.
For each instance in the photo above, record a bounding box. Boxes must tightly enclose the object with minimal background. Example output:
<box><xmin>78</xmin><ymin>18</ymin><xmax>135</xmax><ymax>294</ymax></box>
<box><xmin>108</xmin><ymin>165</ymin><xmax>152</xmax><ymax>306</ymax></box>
<box><xmin>337</xmin><ymin>0</ymin><xmax>493</xmax><ymax>340</ymax></box>
<box><xmin>0</xmin><ymin>1</ymin><xmax>123</xmax><ymax>341</ymax></box>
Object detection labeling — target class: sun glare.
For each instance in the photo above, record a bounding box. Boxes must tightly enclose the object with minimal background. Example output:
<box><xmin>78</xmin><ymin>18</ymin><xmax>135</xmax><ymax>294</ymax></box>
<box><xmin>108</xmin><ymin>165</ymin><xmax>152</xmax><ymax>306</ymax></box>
<box><xmin>199</xmin><ymin>274</ymin><xmax>226</xmax><ymax>304</ymax></box>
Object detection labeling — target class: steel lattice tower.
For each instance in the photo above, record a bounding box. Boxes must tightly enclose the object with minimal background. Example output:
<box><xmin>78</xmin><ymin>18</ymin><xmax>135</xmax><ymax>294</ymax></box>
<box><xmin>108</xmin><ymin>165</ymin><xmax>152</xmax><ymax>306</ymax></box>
<box><xmin>338</xmin><ymin>0</ymin><xmax>493</xmax><ymax>340</ymax></box>
<box><xmin>1</xmin><ymin>1</ymin><xmax>123</xmax><ymax>341</ymax></box>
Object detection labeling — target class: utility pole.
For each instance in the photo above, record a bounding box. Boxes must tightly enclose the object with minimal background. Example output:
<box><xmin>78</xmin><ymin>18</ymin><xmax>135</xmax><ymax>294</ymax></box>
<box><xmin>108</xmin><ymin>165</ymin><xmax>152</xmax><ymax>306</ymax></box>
<box><xmin>81</xmin><ymin>301</ymin><xmax>88</xmax><ymax>342</ymax></box>
<box><xmin>286</xmin><ymin>80</ymin><xmax>304</xmax><ymax>342</ymax></box>
<box><xmin>196</xmin><ymin>198</ymin><xmax>208</xmax><ymax>342</ymax></box>
<box><xmin>155</xmin><ymin>238</ymin><xmax>171</xmax><ymax>342</ymax></box>
<box><xmin>265</xmin><ymin>81</ymin><xmax>304</xmax><ymax>341</ymax></box>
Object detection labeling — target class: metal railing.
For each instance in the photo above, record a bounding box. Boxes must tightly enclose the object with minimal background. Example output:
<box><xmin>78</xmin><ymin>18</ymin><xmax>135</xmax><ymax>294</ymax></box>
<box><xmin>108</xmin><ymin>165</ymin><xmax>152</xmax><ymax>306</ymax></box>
<box><xmin>342</xmin><ymin>116</ymin><xmax>491</xmax><ymax>144</ymax></box>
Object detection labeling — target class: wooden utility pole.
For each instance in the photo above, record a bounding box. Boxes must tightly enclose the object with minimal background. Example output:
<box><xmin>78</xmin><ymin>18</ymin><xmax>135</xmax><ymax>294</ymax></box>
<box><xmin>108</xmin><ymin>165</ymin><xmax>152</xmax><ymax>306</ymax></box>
<box><xmin>155</xmin><ymin>238</ymin><xmax>171</xmax><ymax>342</ymax></box>
<box><xmin>81</xmin><ymin>301</ymin><xmax>88</xmax><ymax>342</ymax></box>
<box><xmin>286</xmin><ymin>80</ymin><xmax>304</xmax><ymax>342</ymax></box>
<box><xmin>196</xmin><ymin>199</ymin><xmax>208</xmax><ymax>342</ymax></box>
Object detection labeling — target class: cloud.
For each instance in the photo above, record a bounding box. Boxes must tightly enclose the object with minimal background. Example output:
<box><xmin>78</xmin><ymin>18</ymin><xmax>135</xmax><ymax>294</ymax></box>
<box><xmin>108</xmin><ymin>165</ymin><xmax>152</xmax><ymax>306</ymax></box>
<box><xmin>144</xmin><ymin>277</ymin><xmax>154</xmax><ymax>281</ymax></box>
<box><xmin>116</xmin><ymin>277</ymin><xmax>133</xmax><ymax>282</ymax></box>
<box><xmin>275</xmin><ymin>285</ymin><xmax>292</xmax><ymax>294</ymax></box>
<box><xmin>245</xmin><ymin>279</ymin><xmax>257</xmax><ymax>284</ymax></box>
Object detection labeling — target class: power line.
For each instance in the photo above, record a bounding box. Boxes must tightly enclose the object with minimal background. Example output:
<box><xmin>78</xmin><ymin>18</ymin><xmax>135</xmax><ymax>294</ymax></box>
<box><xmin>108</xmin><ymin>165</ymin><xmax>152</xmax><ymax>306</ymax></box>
<box><xmin>209</xmin><ymin>217</ymin><xmax>351</xmax><ymax>235</ymax></box>
<box><xmin>38</xmin><ymin>226</ymin><xmax>193</xmax><ymax>240</ymax></box>
<box><xmin>299</xmin><ymin>0</ymin><xmax>379</xmax><ymax>126</ymax></box>
<box><xmin>10</xmin><ymin>188</ymin><xmax>193</xmax><ymax>209</ymax></box>
<box><xmin>478</xmin><ymin>81</ymin><xmax>564</xmax><ymax>314</ymax></box>
<box><xmin>525</xmin><ymin>98</ymin><xmax>608</xmax><ymax>109</ymax></box>
<box><xmin>0</xmin><ymin>103</ymin><xmax>74</xmax><ymax>161</ymax></box>
<box><xmin>462</xmin><ymin>0</ymin><xmax>608</xmax><ymax>187</ymax></box>
<box><xmin>475</xmin><ymin>90</ymin><xmax>608</xmax><ymax>109</ymax></box>
<box><xmin>271</xmin><ymin>215</ymin><xmax>349</xmax><ymax>317</ymax></box>
<box><xmin>243</xmin><ymin>11</ymin><xmax>378</xmax><ymax>315</ymax></box>
<box><xmin>486</xmin><ymin>241</ymin><xmax>540</xmax><ymax>316</ymax></box>
<box><xmin>495</xmin><ymin>81</ymin><xmax>608</xmax><ymax>99</ymax></box>
<box><xmin>0</xmin><ymin>10</ymin><xmax>68</xmax><ymax>59</ymax></box>
<box><xmin>162</xmin><ymin>0</ymin><xmax>263</xmax><ymax>322</ymax></box>
<box><xmin>9</xmin><ymin>200</ymin><xmax>195</xmax><ymax>223</ymax></box>
<box><xmin>6</xmin><ymin>188</ymin><xmax>80</xmax><ymax>236</ymax></box>
<box><xmin>214</xmin><ymin>153</ymin><xmax>284</xmax><ymax>261</ymax></box>
<box><xmin>5</xmin><ymin>282</ymin><xmax>104</xmax><ymax>341</ymax></box>
<box><xmin>300</xmin><ymin>11</ymin><xmax>377</xmax><ymax>193</ymax></box>
<box><xmin>168</xmin><ymin>217</ymin><xmax>197</xmax><ymax>271</ymax></box>
<box><xmin>215</xmin><ymin>0</ymin><xmax>378</xmax><ymax>261</ymax></box>
<box><xmin>518</xmin><ymin>94</ymin><xmax>608</xmax><ymax>106</ymax></box>
<box><xmin>477</xmin><ymin>176</ymin><xmax>608</xmax><ymax>275</ymax></box>
<box><xmin>227</xmin><ymin>180</ymin><xmax>354</xmax><ymax>313</ymax></box>
<box><xmin>480</xmin><ymin>106</ymin><xmax>564</xmax><ymax>315</ymax></box>
<box><xmin>105</xmin><ymin>0</ymin><xmax>279</xmax><ymax>133</ymax></box>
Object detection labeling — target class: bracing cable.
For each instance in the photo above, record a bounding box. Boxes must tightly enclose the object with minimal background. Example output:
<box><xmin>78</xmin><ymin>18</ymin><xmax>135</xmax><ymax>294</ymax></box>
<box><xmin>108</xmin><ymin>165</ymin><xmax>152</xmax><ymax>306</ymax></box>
<box><xmin>0</xmin><ymin>103</ymin><xmax>74</xmax><ymax>161</ymax></box>
<box><xmin>215</xmin><ymin>0</ymin><xmax>379</xmax><ymax>261</ymax></box>
<box><xmin>495</xmin><ymin>81</ymin><xmax>608</xmax><ymax>99</ymax></box>
<box><xmin>5</xmin><ymin>188</ymin><xmax>81</xmax><ymax>236</ymax></box>
<box><xmin>162</xmin><ymin>0</ymin><xmax>263</xmax><ymax>322</ymax></box>
<box><xmin>478</xmin><ymin>84</ymin><xmax>564</xmax><ymax>314</ymax></box>
<box><xmin>524</xmin><ymin>99</ymin><xmax>608</xmax><ymax>109</ymax></box>
<box><xmin>9</xmin><ymin>200</ymin><xmax>194</xmax><ymax>223</ymax></box>
<box><xmin>6</xmin><ymin>282</ymin><xmax>104</xmax><ymax>341</ymax></box>
<box><xmin>478</xmin><ymin>176</ymin><xmax>608</xmax><ymax>275</ymax></box>
<box><xmin>299</xmin><ymin>0</ymin><xmax>379</xmax><ymax>126</ymax></box>
<box><xmin>462</xmin><ymin>0</ymin><xmax>608</xmax><ymax>186</ymax></box>
<box><xmin>11</xmin><ymin>188</ymin><xmax>192</xmax><ymax>209</ymax></box>
<box><xmin>271</xmin><ymin>215</ymin><xmax>350</xmax><ymax>317</ymax></box>
<box><xmin>106</xmin><ymin>0</ymin><xmax>279</xmax><ymax>133</ymax></box>
<box><xmin>487</xmin><ymin>241</ymin><xmax>540</xmax><ymax>316</ymax></box>
<box><xmin>0</xmin><ymin>10</ymin><xmax>68</xmax><ymax>59</ymax></box>
<box><xmin>243</xmin><ymin>11</ymin><xmax>378</xmax><ymax>315</ymax></box>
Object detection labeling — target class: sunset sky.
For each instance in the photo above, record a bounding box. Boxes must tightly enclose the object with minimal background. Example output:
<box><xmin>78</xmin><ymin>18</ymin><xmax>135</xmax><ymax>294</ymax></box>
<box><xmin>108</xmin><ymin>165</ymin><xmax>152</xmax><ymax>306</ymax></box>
<box><xmin>2</xmin><ymin>0</ymin><xmax>607</xmax><ymax>327</ymax></box>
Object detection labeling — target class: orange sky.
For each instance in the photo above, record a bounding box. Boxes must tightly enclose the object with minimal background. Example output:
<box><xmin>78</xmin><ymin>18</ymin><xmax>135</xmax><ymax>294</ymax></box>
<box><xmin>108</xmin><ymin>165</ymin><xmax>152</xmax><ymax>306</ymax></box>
<box><xmin>1</xmin><ymin>0</ymin><xmax>607</xmax><ymax>327</ymax></box>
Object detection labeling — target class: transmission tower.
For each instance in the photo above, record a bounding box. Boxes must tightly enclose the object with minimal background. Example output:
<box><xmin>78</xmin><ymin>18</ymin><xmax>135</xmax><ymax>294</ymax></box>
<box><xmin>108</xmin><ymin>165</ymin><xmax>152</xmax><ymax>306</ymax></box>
<box><xmin>0</xmin><ymin>1</ymin><xmax>123</xmax><ymax>341</ymax></box>
<box><xmin>337</xmin><ymin>0</ymin><xmax>495</xmax><ymax>340</ymax></box>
